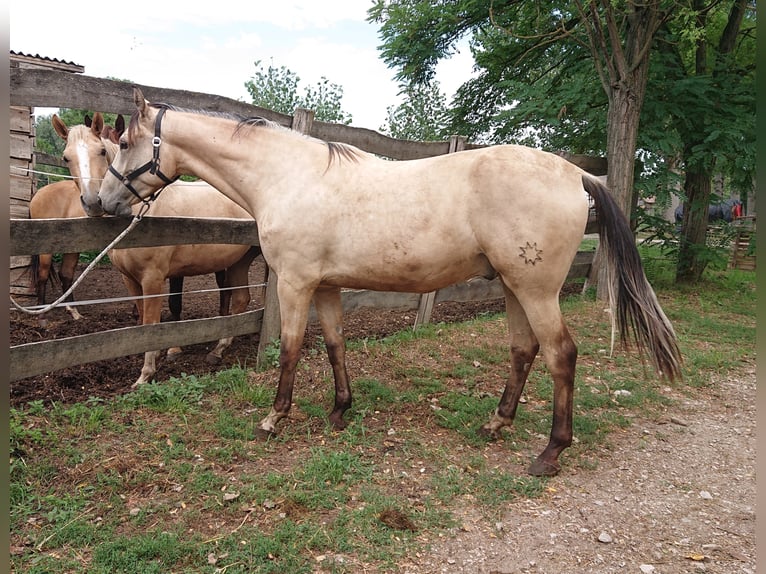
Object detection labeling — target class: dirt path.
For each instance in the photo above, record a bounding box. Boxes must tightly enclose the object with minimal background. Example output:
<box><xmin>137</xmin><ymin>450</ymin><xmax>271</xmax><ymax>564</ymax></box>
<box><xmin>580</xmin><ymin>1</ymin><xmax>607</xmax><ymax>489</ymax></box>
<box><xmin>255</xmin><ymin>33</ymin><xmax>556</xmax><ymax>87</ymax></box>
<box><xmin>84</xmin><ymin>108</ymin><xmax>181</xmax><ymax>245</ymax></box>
<box><xmin>398</xmin><ymin>369</ymin><xmax>757</xmax><ymax>574</ymax></box>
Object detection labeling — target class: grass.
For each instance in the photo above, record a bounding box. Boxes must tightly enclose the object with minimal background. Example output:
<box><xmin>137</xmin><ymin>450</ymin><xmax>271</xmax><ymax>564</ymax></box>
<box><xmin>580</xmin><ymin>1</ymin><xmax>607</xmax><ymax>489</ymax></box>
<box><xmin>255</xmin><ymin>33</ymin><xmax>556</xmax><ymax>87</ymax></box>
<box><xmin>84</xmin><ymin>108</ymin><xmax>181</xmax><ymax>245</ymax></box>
<box><xmin>9</xmin><ymin>253</ymin><xmax>755</xmax><ymax>573</ymax></box>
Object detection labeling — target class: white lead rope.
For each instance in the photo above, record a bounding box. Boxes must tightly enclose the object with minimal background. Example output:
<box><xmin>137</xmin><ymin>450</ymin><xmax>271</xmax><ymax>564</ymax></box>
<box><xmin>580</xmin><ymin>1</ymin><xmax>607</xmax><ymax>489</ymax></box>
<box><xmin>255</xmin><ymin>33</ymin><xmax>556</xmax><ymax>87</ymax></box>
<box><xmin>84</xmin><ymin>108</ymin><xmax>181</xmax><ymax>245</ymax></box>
<box><xmin>10</xmin><ymin>206</ymin><xmax>149</xmax><ymax>316</ymax></box>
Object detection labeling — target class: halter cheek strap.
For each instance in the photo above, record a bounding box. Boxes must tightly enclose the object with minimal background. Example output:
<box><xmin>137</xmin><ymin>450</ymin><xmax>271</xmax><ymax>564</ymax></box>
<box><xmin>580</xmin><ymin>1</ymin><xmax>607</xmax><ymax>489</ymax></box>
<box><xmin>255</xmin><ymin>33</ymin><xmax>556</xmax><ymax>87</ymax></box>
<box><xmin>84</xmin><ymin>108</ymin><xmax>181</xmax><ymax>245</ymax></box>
<box><xmin>109</xmin><ymin>107</ymin><xmax>179</xmax><ymax>205</ymax></box>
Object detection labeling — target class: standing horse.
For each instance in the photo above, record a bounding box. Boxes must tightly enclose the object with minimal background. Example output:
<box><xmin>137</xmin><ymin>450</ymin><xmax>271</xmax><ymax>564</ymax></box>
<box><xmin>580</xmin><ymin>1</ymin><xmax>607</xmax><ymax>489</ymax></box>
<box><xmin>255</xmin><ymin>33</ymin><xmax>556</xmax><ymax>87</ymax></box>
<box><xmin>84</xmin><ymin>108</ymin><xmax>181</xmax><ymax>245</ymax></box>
<box><xmin>28</xmin><ymin>179</ymin><xmax>85</xmax><ymax>326</ymax></box>
<box><xmin>53</xmin><ymin>111</ymin><xmax>262</xmax><ymax>387</ymax></box>
<box><xmin>29</xmin><ymin>128</ymin><xmax>202</xmax><ymax>326</ymax></box>
<box><xmin>89</xmin><ymin>87</ymin><xmax>682</xmax><ymax>476</ymax></box>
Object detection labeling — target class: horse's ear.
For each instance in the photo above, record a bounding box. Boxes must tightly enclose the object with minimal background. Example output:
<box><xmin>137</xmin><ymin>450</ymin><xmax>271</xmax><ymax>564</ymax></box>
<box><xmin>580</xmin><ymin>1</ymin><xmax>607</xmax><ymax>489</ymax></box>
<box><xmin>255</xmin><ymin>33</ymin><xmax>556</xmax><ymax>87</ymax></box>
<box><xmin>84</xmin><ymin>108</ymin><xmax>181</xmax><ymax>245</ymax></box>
<box><xmin>51</xmin><ymin>114</ymin><xmax>68</xmax><ymax>140</ymax></box>
<box><xmin>84</xmin><ymin>114</ymin><xmax>92</xmax><ymax>127</ymax></box>
<box><xmin>91</xmin><ymin>112</ymin><xmax>105</xmax><ymax>137</ymax></box>
<box><xmin>133</xmin><ymin>87</ymin><xmax>148</xmax><ymax>116</ymax></box>
<box><xmin>114</xmin><ymin>114</ymin><xmax>126</xmax><ymax>137</ymax></box>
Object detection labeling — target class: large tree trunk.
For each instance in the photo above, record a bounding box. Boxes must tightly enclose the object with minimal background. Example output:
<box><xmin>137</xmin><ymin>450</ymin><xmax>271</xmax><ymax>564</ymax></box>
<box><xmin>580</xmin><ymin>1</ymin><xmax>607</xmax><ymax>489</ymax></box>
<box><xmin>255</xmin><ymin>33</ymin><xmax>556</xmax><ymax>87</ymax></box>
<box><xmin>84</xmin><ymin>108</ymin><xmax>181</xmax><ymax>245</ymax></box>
<box><xmin>590</xmin><ymin>4</ymin><xmax>653</xmax><ymax>300</ymax></box>
<box><xmin>676</xmin><ymin>165</ymin><xmax>714</xmax><ymax>281</ymax></box>
<box><xmin>674</xmin><ymin>0</ymin><xmax>746</xmax><ymax>283</ymax></box>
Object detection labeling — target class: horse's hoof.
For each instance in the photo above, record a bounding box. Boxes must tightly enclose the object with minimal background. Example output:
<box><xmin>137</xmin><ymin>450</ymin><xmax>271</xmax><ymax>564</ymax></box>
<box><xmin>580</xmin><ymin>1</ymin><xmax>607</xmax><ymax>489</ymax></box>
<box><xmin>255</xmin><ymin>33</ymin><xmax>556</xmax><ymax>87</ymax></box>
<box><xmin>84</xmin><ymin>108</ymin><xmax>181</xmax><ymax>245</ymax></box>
<box><xmin>253</xmin><ymin>427</ymin><xmax>277</xmax><ymax>441</ymax></box>
<box><xmin>205</xmin><ymin>353</ymin><xmax>222</xmax><ymax>366</ymax></box>
<box><xmin>166</xmin><ymin>348</ymin><xmax>183</xmax><ymax>362</ymax></box>
<box><xmin>329</xmin><ymin>416</ymin><xmax>348</xmax><ymax>431</ymax></box>
<box><xmin>476</xmin><ymin>426</ymin><xmax>499</xmax><ymax>440</ymax></box>
<box><xmin>527</xmin><ymin>458</ymin><xmax>561</xmax><ymax>477</ymax></box>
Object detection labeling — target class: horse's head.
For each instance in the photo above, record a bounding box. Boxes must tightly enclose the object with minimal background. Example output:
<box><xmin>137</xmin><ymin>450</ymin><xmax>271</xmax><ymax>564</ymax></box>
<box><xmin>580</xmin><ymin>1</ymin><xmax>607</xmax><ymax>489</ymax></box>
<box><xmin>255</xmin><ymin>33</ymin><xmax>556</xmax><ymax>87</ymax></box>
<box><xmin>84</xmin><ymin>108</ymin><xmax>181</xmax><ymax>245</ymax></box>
<box><xmin>53</xmin><ymin>112</ymin><xmax>123</xmax><ymax>217</ymax></box>
<box><xmin>93</xmin><ymin>87</ymin><xmax>180</xmax><ymax>217</ymax></box>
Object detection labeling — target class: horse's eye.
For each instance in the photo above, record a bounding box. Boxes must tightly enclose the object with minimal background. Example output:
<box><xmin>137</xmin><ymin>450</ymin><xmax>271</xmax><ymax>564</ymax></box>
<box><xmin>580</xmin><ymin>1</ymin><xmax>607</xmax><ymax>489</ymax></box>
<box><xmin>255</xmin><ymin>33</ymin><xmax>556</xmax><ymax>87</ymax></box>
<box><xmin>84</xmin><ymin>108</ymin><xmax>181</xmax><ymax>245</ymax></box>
<box><xmin>120</xmin><ymin>141</ymin><xmax>128</xmax><ymax>150</ymax></box>
<box><xmin>100</xmin><ymin>148</ymin><xmax>107</xmax><ymax>156</ymax></box>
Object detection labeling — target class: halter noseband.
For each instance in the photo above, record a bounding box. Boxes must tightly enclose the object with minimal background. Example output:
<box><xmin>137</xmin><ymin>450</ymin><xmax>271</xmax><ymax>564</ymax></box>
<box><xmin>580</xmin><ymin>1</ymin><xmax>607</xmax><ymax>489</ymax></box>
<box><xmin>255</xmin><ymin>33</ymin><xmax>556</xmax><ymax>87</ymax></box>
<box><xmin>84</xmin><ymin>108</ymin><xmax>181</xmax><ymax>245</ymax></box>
<box><xmin>108</xmin><ymin>107</ymin><xmax>179</xmax><ymax>206</ymax></box>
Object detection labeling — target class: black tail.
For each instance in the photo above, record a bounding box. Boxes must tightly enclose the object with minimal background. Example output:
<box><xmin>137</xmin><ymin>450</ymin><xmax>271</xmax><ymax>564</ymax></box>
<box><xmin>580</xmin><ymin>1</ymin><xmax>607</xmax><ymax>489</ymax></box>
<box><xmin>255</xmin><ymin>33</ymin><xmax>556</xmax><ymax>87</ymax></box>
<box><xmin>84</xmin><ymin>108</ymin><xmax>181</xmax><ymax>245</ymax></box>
<box><xmin>582</xmin><ymin>175</ymin><xmax>683</xmax><ymax>381</ymax></box>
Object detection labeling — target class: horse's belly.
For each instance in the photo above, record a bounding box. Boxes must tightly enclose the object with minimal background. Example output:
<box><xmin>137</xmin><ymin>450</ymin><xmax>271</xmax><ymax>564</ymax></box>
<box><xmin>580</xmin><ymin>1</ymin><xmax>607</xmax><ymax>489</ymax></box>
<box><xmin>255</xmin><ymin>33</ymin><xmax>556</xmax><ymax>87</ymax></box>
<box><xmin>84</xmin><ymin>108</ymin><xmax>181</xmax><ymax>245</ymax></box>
<box><xmin>322</xmin><ymin>253</ymin><xmax>495</xmax><ymax>293</ymax></box>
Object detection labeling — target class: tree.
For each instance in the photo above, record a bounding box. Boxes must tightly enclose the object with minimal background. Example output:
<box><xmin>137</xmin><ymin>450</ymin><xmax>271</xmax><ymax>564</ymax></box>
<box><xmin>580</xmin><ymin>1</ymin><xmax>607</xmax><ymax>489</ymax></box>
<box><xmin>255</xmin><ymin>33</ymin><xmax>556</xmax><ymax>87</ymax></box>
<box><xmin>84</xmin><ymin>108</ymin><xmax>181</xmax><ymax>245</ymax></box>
<box><xmin>369</xmin><ymin>1</ymin><xmax>669</xmax><ymax>297</ymax></box>
<box><xmin>244</xmin><ymin>60</ymin><xmax>353</xmax><ymax>124</ymax></box>
<box><xmin>369</xmin><ymin>0</ymin><xmax>755</xmax><ymax>286</ymax></box>
<box><xmin>381</xmin><ymin>81</ymin><xmax>450</xmax><ymax>141</ymax></box>
<box><xmin>666</xmin><ymin>0</ymin><xmax>755</xmax><ymax>282</ymax></box>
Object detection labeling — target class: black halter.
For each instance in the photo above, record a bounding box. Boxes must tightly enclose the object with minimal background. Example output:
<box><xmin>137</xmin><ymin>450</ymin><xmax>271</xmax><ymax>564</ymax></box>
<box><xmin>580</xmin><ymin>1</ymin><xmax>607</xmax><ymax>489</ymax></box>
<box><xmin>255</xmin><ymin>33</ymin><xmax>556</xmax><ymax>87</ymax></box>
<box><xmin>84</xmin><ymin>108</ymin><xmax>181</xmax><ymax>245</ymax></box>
<box><xmin>108</xmin><ymin>107</ymin><xmax>179</xmax><ymax>206</ymax></box>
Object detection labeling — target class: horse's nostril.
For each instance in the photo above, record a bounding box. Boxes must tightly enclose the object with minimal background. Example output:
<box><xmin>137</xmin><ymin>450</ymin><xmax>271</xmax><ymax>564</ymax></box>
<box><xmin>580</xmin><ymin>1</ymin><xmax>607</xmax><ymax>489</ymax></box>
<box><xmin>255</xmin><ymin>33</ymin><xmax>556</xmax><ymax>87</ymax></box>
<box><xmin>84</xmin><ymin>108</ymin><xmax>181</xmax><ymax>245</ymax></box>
<box><xmin>97</xmin><ymin>197</ymin><xmax>102</xmax><ymax>205</ymax></box>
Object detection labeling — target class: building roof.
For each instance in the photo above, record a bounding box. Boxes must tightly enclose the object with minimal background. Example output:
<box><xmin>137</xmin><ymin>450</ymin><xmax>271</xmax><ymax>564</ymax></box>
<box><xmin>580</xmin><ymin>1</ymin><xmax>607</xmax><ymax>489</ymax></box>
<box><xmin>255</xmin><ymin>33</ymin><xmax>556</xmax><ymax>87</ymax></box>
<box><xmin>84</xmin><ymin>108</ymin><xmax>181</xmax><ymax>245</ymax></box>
<box><xmin>10</xmin><ymin>50</ymin><xmax>84</xmax><ymax>73</ymax></box>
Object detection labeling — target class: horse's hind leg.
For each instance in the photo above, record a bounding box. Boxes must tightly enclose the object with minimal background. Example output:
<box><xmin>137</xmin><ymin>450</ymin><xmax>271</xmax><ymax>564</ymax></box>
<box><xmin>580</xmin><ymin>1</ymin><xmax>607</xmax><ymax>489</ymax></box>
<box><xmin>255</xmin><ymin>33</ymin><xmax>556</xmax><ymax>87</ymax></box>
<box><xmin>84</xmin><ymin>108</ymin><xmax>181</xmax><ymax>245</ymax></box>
<box><xmin>59</xmin><ymin>253</ymin><xmax>83</xmax><ymax>321</ymax></box>
<box><xmin>215</xmin><ymin>270</ymin><xmax>230</xmax><ymax>316</ymax></box>
<box><xmin>518</xmin><ymin>295</ymin><xmax>577</xmax><ymax>477</ymax></box>
<box><xmin>167</xmin><ymin>277</ymin><xmax>184</xmax><ymax>321</ymax></box>
<box><xmin>312</xmin><ymin>286</ymin><xmax>352</xmax><ymax>430</ymax></box>
<box><xmin>34</xmin><ymin>254</ymin><xmax>53</xmax><ymax>327</ymax></box>
<box><xmin>206</xmin><ymin>257</ymin><xmax>254</xmax><ymax>365</ymax></box>
<box><xmin>479</xmin><ymin>286</ymin><xmax>539</xmax><ymax>439</ymax></box>
<box><xmin>166</xmin><ymin>277</ymin><xmax>184</xmax><ymax>360</ymax></box>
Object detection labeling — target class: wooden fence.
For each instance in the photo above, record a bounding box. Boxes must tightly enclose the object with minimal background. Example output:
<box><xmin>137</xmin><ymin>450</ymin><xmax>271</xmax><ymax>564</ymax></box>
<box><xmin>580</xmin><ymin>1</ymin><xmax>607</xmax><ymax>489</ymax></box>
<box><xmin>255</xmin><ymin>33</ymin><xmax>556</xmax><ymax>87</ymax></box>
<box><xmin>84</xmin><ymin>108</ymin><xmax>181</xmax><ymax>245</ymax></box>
<box><xmin>9</xmin><ymin>69</ymin><xmax>598</xmax><ymax>383</ymax></box>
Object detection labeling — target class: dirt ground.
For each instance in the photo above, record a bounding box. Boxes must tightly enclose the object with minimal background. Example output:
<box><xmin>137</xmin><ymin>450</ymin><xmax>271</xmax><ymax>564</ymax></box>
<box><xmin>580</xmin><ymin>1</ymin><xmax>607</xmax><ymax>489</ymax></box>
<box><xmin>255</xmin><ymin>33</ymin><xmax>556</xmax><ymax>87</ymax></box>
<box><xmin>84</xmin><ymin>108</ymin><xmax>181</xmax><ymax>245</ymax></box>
<box><xmin>9</xmin><ymin>257</ymin><xmax>508</xmax><ymax>407</ymax></box>
<box><xmin>9</xmin><ymin>261</ymin><xmax>757</xmax><ymax>573</ymax></box>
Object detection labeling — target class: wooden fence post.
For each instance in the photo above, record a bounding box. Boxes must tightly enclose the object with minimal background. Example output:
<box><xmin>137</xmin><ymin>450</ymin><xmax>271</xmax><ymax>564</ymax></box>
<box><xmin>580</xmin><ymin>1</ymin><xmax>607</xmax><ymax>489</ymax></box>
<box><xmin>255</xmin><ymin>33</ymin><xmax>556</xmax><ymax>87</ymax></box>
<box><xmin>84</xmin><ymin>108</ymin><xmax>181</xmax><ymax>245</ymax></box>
<box><xmin>413</xmin><ymin>135</ymin><xmax>466</xmax><ymax>329</ymax></box>
<box><xmin>256</xmin><ymin>108</ymin><xmax>315</xmax><ymax>369</ymax></box>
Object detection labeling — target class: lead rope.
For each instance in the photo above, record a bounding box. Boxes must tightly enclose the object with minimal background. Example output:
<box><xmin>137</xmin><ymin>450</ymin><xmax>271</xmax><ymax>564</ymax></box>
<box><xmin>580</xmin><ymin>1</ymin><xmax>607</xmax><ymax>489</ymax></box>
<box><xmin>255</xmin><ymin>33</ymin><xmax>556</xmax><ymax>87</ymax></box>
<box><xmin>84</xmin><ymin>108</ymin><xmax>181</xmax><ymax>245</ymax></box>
<box><xmin>10</xmin><ymin>202</ymin><xmax>152</xmax><ymax>316</ymax></box>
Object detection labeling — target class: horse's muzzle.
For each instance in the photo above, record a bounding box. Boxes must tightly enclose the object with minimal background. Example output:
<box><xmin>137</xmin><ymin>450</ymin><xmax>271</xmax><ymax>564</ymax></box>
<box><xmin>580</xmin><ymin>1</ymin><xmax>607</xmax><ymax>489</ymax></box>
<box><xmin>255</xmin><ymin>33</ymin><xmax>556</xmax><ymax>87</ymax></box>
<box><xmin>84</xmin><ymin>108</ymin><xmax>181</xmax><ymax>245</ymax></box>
<box><xmin>81</xmin><ymin>195</ymin><xmax>106</xmax><ymax>217</ymax></box>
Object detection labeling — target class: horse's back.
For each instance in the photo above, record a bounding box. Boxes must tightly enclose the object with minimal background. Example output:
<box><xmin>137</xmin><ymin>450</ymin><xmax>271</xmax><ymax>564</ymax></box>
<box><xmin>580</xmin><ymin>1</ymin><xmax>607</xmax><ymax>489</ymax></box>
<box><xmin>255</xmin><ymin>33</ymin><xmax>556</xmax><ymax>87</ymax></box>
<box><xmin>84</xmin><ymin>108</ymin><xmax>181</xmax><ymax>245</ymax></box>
<box><xmin>266</xmin><ymin>144</ymin><xmax>590</xmax><ymax>294</ymax></box>
<box><xmin>143</xmin><ymin>180</ymin><xmax>251</xmax><ymax>219</ymax></box>
<box><xmin>113</xmin><ymin>180</ymin><xmax>253</xmax><ymax>281</ymax></box>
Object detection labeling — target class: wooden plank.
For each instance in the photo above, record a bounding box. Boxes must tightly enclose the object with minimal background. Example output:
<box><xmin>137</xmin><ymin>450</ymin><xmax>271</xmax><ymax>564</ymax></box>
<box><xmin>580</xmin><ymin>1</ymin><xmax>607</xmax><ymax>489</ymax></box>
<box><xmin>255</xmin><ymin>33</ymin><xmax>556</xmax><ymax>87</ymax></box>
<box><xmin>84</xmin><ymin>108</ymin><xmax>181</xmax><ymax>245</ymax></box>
<box><xmin>10</xmin><ymin>106</ymin><xmax>32</xmax><ymax>132</ymax></box>
<box><xmin>10</xmin><ymin>132</ymin><xmax>33</xmax><ymax>160</ymax></box>
<box><xmin>256</xmin><ymin>270</ymin><xmax>281</xmax><ymax>369</ymax></box>
<box><xmin>9</xmin><ymin>250</ymin><xmax>596</xmax><ymax>381</ymax></box>
<box><xmin>35</xmin><ymin>152</ymin><xmax>67</xmax><ymax>169</ymax></box>
<box><xmin>10</xmin><ymin>309</ymin><xmax>264</xmax><ymax>382</ymax></box>
<box><xmin>11</xmin><ymin>174</ymin><xmax>33</xmax><ymax>201</ymax></box>
<box><xmin>10</xmin><ymin>203</ymin><xmax>30</xmax><ymax>219</ymax></box>
<box><xmin>10</xmin><ymin>67</ymin><xmax>291</xmax><ymax>125</ymax></box>
<box><xmin>10</xmin><ymin>255</ymin><xmax>32</xmax><ymax>268</ymax></box>
<box><xmin>10</xmin><ymin>216</ymin><xmax>260</xmax><ymax>256</ymax></box>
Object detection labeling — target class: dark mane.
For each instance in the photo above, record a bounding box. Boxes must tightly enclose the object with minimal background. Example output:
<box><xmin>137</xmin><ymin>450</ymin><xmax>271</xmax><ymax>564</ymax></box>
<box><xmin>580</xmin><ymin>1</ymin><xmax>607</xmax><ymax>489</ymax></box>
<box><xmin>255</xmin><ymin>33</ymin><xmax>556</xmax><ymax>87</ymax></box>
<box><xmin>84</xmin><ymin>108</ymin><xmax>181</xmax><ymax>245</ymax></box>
<box><xmin>236</xmin><ymin>117</ymin><xmax>362</xmax><ymax>166</ymax></box>
<box><xmin>127</xmin><ymin>101</ymin><xmax>246</xmax><ymax>145</ymax></box>
<box><xmin>130</xmin><ymin>102</ymin><xmax>362</xmax><ymax>166</ymax></box>
<box><xmin>326</xmin><ymin>141</ymin><xmax>361</xmax><ymax>165</ymax></box>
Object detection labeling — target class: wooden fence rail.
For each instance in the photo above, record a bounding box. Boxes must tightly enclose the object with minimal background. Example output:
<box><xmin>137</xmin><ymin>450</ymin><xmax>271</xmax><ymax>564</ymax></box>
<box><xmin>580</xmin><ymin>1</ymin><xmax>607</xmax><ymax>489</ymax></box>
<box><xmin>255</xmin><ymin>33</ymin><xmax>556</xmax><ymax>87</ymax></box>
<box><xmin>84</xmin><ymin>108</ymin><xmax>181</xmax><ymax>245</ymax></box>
<box><xmin>9</xmin><ymin>216</ymin><xmax>594</xmax><ymax>381</ymax></box>
<box><xmin>10</xmin><ymin>68</ymin><xmax>598</xmax><ymax>383</ymax></box>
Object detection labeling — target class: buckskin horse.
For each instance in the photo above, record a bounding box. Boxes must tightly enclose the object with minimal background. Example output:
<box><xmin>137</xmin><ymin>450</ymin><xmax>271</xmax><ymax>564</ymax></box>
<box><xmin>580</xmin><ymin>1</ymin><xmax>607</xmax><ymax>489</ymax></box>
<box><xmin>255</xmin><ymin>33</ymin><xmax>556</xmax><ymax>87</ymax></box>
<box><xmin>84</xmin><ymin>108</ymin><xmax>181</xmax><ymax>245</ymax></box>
<box><xmin>87</xmin><ymin>87</ymin><xmax>682</xmax><ymax>476</ymax></box>
<box><xmin>51</xmin><ymin>111</ymin><xmax>262</xmax><ymax>387</ymax></box>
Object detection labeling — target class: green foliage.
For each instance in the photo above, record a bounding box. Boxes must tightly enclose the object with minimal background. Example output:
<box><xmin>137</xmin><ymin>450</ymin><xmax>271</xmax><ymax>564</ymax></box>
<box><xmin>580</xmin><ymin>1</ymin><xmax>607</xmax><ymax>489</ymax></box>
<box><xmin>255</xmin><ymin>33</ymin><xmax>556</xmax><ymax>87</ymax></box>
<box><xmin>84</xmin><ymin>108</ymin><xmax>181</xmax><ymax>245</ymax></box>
<box><xmin>369</xmin><ymin>1</ymin><xmax>756</xmax><ymax>285</ymax></box>
<box><xmin>381</xmin><ymin>81</ymin><xmax>451</xmax><ymax>141</ymax></box>
<box><xmin>244</xmin><ymin>59</ymin><xmax>353</xmax><ymax>124</ymax></box>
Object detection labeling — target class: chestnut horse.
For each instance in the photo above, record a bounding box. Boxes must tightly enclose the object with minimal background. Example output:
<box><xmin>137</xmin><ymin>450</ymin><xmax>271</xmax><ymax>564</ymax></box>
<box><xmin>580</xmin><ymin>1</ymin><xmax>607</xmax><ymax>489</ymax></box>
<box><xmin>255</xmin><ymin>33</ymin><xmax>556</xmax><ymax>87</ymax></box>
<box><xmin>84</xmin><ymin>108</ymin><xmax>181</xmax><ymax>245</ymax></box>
<box><xmin>51</xmin><ymin>111</ymin><xmax>262</xmax><ymax>386</ymax></box>
<box><xmin>90</xmin><ymin>88</ymin><xmax>682</xmax><ymax>476</ymax></box>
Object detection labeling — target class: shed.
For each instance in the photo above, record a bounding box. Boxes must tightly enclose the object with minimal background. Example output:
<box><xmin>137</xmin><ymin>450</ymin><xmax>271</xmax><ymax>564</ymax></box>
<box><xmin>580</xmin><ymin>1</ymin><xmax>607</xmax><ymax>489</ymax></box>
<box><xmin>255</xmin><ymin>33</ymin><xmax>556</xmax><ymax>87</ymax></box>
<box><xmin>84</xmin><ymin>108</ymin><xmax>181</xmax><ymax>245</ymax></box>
<box><xmin>9</xmin><ymin>50</ymin><xmax>84</xmax><ymax>295</ymax></box>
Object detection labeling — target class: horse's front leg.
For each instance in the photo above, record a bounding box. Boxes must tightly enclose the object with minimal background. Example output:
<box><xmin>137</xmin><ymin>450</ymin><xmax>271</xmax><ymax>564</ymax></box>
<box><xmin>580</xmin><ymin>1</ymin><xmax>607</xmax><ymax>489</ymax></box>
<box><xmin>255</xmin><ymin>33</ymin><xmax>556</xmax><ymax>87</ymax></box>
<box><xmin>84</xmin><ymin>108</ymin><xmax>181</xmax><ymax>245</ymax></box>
<box><xmin>312</xmin><ymin>286</ymin><xmax>351</xmax><ymax>430</ymax></box>
<box><xmin>255</xmin><ymin>278</ymin><xmax>313</xmax><ymax>439</ymax></box>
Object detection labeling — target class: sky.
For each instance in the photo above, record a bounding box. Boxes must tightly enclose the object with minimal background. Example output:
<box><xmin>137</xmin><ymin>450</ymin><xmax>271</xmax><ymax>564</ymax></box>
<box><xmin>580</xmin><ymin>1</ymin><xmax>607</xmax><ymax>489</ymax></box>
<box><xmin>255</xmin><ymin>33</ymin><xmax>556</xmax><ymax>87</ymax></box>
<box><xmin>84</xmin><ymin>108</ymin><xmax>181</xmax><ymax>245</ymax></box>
<box><xmin>9</xmin><ymin>0</ymin><xmax>474</xmax><ymax>130</ymax></box>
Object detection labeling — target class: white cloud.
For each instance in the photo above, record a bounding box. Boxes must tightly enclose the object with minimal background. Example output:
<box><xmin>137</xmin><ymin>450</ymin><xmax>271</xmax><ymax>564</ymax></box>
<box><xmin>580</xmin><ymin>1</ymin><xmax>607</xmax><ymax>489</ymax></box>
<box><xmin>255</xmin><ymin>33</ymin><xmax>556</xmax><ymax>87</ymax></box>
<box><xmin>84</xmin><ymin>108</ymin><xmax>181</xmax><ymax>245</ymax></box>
<box><xmin>10</xmin><ymin>1</ymin><xmax>474</xmax><ymax>130</ymax></box>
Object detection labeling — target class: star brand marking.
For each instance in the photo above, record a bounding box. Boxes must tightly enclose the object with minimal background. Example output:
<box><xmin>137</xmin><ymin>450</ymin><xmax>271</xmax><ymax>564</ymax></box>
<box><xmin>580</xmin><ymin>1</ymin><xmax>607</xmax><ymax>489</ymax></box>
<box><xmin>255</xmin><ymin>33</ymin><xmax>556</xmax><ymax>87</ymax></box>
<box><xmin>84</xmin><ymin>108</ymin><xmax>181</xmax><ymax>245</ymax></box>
<box><xmin>519</xmin><ymin>242</ymin><xmax>543</xmax><ymax>265</ymax></box>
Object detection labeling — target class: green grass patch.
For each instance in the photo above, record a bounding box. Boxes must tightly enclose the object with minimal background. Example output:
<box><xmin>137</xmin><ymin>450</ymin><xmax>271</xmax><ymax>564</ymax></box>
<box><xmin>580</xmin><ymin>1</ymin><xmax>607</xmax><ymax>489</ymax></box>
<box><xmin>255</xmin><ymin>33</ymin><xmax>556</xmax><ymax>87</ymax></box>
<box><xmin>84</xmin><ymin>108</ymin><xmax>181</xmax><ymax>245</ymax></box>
<box><xmin>9</xmin><ymin>261</ymin><xmax>754</xmax><ymax>573</ymax></box>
